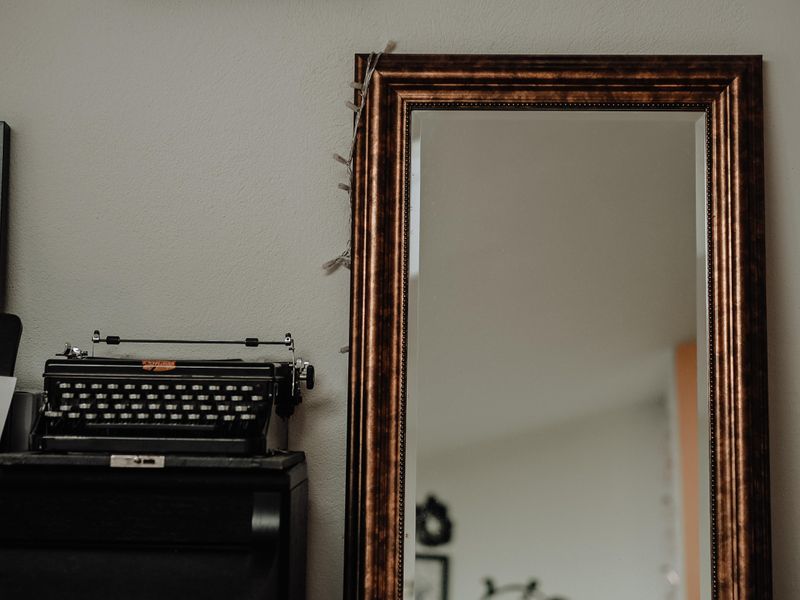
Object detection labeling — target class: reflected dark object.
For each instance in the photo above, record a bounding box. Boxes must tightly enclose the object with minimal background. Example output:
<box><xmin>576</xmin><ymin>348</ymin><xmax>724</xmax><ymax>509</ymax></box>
<box><xmin>416</xmin><ymin>495</ymin><xmax>453</xmax><ymax>547</ymax></box>
<box><xmin>481</xmin><ymin>577</ymin><xmax>566</xmax><ymax>600</ymax></box>
<box><xmin>415</xmin><ymin>554</ymin><xmax>449</xmax><ymax>600</ymax></box>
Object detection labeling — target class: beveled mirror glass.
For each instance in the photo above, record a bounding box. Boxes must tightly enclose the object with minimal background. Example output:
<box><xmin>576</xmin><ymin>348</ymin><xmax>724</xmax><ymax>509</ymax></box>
<box><xmin>406</xmin><ymin>110</ymin><xmax>708</xmax><ymax>600</ymax></box>
<box><xmin>344</xmin><ymin>56</ymin><xmax>770</xmax><ymax>600</ymax></box>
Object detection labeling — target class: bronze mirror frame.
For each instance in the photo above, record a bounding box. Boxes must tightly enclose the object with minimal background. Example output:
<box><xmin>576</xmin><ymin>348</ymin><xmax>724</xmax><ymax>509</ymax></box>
<box><xmin>344</xmin><ymin>55</ymin><xmax>770</xmax><ymax>600</ymax></box>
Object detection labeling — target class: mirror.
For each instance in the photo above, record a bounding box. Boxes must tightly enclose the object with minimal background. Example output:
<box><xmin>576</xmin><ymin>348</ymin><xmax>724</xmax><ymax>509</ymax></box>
<box><xmin>405</xmin><ymin>110</ymin><xmax>709</xmax><ymax>600</ymax></box>
<box><xmin>344</xmin><ymin>55</ymin><xmax>770</xmax><ymax>600</ymax></box>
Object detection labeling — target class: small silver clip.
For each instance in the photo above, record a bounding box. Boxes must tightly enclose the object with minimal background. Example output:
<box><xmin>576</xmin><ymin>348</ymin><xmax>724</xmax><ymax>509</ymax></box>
<box><xmin>60</xmin><ymin>343</ymin><xmax>88</xmax><ymax>359</ymax></box>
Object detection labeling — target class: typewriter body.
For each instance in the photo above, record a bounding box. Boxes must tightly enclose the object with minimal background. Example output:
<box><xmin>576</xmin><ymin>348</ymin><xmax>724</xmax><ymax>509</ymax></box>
<box><xmin>31</xmin><ymin>331</ymin><xmax>314</xmax><ymax>456</ymax></box>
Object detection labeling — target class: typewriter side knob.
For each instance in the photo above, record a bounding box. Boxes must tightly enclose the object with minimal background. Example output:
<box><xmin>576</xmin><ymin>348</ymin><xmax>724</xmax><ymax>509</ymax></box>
<box><xmin>303</xmin><ymin>364</ymin><xmax>315</xmax><ymax>390</ymax></box>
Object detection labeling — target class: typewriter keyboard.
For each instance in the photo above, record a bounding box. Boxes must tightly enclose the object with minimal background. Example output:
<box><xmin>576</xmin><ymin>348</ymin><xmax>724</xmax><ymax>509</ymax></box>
<box><xmin>42</xmin><ymin>379</ymin><xmax>276</xmax><ymax>439</ymax></box>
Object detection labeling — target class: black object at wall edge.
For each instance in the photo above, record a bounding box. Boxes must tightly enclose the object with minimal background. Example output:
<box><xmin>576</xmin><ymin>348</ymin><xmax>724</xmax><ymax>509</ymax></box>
<box><xmin>0</xmin><ymin>122</ymin><xmax>9</xmax><ymax>312</ymax></box>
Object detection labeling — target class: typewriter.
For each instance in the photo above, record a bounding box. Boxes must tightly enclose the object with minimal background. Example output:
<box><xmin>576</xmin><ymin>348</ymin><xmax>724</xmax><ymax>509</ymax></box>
<box><xmin>30</xmin><ymin>330</ymin><xmax>314</xmax><ymax>456</ymax></box>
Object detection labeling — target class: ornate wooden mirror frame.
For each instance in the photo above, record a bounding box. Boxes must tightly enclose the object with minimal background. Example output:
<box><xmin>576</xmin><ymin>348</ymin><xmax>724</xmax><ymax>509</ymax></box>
<box><xmin>345</xmin><ymin>55</ymin><xmax>770</xmax><ymax>600</ymax></box>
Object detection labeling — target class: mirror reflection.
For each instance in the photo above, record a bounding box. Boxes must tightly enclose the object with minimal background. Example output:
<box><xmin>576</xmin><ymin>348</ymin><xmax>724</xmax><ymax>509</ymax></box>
<box><xmin>405</xmin><ymin>111</ymin><xmax>710</xmax><ymax>600</ymax></box>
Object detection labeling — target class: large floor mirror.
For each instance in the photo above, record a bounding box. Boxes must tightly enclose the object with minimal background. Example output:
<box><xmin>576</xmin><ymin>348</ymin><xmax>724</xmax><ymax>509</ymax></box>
<box><xmin>344</xmin><ymin>56</ymin><xmax>770</xmax><ymax>600</ymax></box>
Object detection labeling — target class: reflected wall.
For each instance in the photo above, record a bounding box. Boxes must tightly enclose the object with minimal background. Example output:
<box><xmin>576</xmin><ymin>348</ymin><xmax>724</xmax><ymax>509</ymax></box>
<box><xmin>405</xmin><ymin>111</ymin><xmax>709</xmax><ymax>600</ymax></box>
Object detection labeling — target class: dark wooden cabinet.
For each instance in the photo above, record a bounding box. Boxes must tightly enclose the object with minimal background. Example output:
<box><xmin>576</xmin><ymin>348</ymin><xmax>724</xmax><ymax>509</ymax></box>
<box><xmin>0</xmin><ymin>452</ymin><xmax>307</xmax><ymax>599</ymax></box>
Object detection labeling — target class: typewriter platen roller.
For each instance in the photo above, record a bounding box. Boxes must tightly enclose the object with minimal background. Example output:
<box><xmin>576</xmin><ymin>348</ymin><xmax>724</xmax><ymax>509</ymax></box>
<box><xmin>31</xmin><ymin>331</ymin><xmax>315</xmax><ymax>456</ymax></box>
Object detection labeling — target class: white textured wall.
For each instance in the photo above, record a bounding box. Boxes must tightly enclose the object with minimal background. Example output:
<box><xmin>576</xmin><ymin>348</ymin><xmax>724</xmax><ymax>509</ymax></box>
<box><xmin>0</xmin><ymin>2</ymin><xmax>797</xmax><ymax>598</ymax></box>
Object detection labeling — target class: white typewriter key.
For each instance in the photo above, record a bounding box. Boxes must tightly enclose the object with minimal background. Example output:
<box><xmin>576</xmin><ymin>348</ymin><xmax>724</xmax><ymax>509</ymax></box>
<box><xmin>136</xmin><ymin>413</ymin><xmax>149</xmax><ymax>420</ymax></box>
<box><xmin>44</xmin><ymin>411</ymin><xmax>63</xmax><ymax>418</ymax></box>
<box><xmin>251</xmin><ymin>395</ymin><xmax>263</xmax><ymax>401</ymax></box>
<box><xmin>58</xmin><ymin>383</ymin><xmax>71</xmax><ymax>389</ymax></box>
<box><xmin>234</xmin><ymin>405</ymin><xmax>249</xmax><ymax>412</ymax></box>
<box><xmin>154</xmin><ymin>413</ymin><xmax>166</xmax><ymax>420</ymax></box>
<box><xmin>187</xmin><ymin>414</ymin><xmax>200</xmax><ymax>420</ymax></box>
<box><xmin>208</xmin><ymin>385</ymin><xmax>220</xmax><ymax>391</ymax></box>
<box><xmin>225</xmin><ymin>385</ymin><xmax>237</xmax><ymax>391</ymax></box>
<box><xmin>163</xmin><ymin>394</ymin><xmax>176</xmax><ymax>400</ymax></box>
<box><xmin>147</xmin><ymin>393</ymin><xmax>159</xmax><ymax>400</ymax></box>
<box><xmin>84</xmin><ymin>413</ymin><xmax>97</xmax><ymax>420</ymax></box>
<box><xmin>222</xmin><ymin>415</ymin><xmax>236</xmax><ymax>421</ymax></box>
<box><xmin>182</xmin><ymin>404</ymin><xmax>193</xmax><ymax>410</ymax></box>
<box><xmin>91</xmin><ymin>383</ymin><xmax>103</xmax><ymax>389</ymax></box>
<box><xmin>205</xmin><ymin>414</ymin><xmax>218</xmax><ymax>421</ymax></box>
<box><xmin>95</xmin><ymin>393</ymin><xmax>107</xmax><ymax>400</ymax></box>
<box><xmin>111</xmin><ymin>393</ymin><xmax>123</xmax><ymax>400</ymax></box>
<box><xmin>181</xmin><ymin>394</ymin><xmax>193</xmax><ymax>400</ymax></box>
<box><xmin>61</xmin><ymin>393</ymin><xmax>74</xmax><ymax>399</ymax></box>
<box><xmin>102</xmin><ymin>413</ymin><xmax>116</xmax><ymax>420</ymax></box>
<box><xmin>217</xmin><ymin>405</ymin><xmax>230</xmax><ymax>412</ymax></box>
<box><xmin>79</xmin><ymin>393</ymin><xmax>91</xmax><ymax>399</ymax></box>
<box><xmin>74</xmin><ymin>383</ymin><xmax>86</xmax><ymax>389</ymax></box>
<box><xmin>59</xmin><ymin>404</ymin><xmax>71</xmax><ymax>411</ymax></box>
<box><xmin>230</xmin><ymin>395</ymin><xmax>244</xmax><ymax>402</ymax></box>
<box><xmin>175</xmin><ymin>384</ymin><xmax>186</xmax><ymax>390</ymax></box>
<box><xmin>165</xmin><ymin>403</ymin><xmax>178</xmax><ymax>410</ymax></box>
<box><xmin>124</xmin><ymin>384</ymin><xmax>135</xmax><ymax>390</ymax></box>
<box><xmin>199</xmin><ymin>404</ymin><xmax>212</xmax><ymax>411</ymax></box>
<box><xmin>131</xmin><ymin>403</ymin><xmax>144</xmax><ymax>410</ymax></box>
<box><xmin>141</xmin><ymin>384</ymin><xmax>153</xmax><ymax>390</ymax></box>
<box><xmin>213</xmin><ymin>395</ymin><xmax>225</xmax><ymax>401</ymax></box>
<box><xmin>148</xmin><ymin>403</ymin><xmax>161</xmax><ymax>410</ymax></box>
<box><xmin>107</xmin><ymin>383</ymin><xmax>118</xmax><ymax>389</ymax></box>
<box><xmin>169</xmin><ymin>414</ymin><xmax>182</xmax><ymax>420</ymax></box>
<box><xmin>191</xmin><ymin>384</ymin><xmax>203</xmax><ymax>391</ymax></box>
<box><xmin>119</xmin><ymin>413</ymin><xmax>133</xmax><ymax>420</ymax></box>
<box><xmin>196</xmin><ymin>394</ymin><xmax>209</xmax><ymax>401</ymax></box>
<box><xmin>67</xmin><ymin>412</ymin><xmax>80</xmax><ymax>419</ymax></box>
<box><xmin>157</xmin><ymin>384</ymin><xmax>169</xmax><ymax>390</ymax></box>
<box><xmin>114</xmin><ymin>403</ymin><xmax>128</xmax><ymax>410</ymax></box>
<box><xmin>128</xmin><ymin>393</ymin><xmax>141</xmax><ymax>400</ymax></box>
<box><xmin>78</xmin><ymin>403</ymin><xmax>92</xmax><ymax>410</ymax></box>
<box><xmin>96</xmin><ymin>403</ymin><xmax>109</xmax><ymax>410</ymax></box>
<box><xmin>241</xmin><ymin>385</ymin><xmax>254</xmax><ymax>391</ymax></box>
<box><xmin>240</xmin><ymin>414</ymin><xmax>256</xmax><ymax>421</ymax></box>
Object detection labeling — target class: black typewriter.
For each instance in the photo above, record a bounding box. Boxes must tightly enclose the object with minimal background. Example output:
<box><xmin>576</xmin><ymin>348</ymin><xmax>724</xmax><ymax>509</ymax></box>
<box><xmin>30</xmin><ymin>330</ymin><xmax>314</xmax><ymax>456</ymax></box>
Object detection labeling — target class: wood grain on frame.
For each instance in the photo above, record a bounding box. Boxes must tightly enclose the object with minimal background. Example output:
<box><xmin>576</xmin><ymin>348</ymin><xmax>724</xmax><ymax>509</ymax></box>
<box><xmin>344</xmin><ymin>55</ymin><xmax>770</xmax><ymax>600</ymax></box>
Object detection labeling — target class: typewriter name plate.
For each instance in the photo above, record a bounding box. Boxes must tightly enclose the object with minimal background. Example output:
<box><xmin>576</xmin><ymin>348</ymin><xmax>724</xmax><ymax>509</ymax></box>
<box><xmin>110</xmin><ymin>454</ymin><xmax>166</xmax><ymax>468</ymax></box>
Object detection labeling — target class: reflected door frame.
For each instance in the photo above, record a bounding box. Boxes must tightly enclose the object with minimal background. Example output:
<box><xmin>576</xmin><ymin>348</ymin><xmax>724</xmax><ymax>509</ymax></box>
<box><xmin>344</xmin><ymin>55</ymin><xmax>769</xmax><ymax>600</ymax></box>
